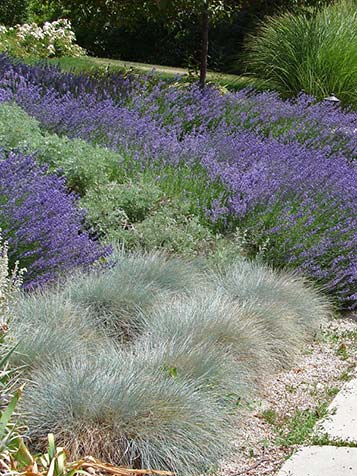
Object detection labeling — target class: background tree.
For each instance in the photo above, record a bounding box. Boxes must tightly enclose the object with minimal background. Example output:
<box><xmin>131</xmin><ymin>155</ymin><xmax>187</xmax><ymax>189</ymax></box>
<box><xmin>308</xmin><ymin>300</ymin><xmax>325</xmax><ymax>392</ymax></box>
<box><xmin>0</xmin><ymin>0</ymin><xmax>28</xmax><ymax>25</ymax></box>
<box><xmin>149</xmin><ymin>1</ymin><xmax>240</xmax><ymax>87</ymax></box>
<box><xmin>25</xmin><ymin>0</ymin><xmax>334</xmax><ymax>78</ymax></box>
<box><xmin>28</xmin><ymin>0</ymin><xmax>239</xmax><ymax>87</ymax></box>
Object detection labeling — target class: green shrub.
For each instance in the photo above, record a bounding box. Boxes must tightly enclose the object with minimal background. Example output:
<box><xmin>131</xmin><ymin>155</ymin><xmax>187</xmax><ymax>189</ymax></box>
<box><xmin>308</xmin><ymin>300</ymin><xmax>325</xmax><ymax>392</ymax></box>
<box><xmin>246</xmin><ymin>0</ymin><xmax>357</xmax><ymax>106</ymax></box>
<box><xmin>0</xmin><ymin>19</ymin><xmax>84</xmax><ymax>58</ymax></box>
<box><xmin>22</xmin><ymin>348</ymin><xmax>232</xmax><ymax>474</ymax></box>
<box><xmin>80</xmin><ymin>180</ymin><xmax>165</xmax><ymax>236</ymax></box>
<box><xmin>0</xmin><ymin>103</ymin><xmax>122</xmax><ymax>195</ymax></box>
<box><xmin>108</xmin><ymin>201</ymin><xmax>224</xmax><ymax>255</ymax></box>
<box><xmin>33</xmin><ymin>135</ymin><xmax>123</xmax><ymax>195</ymax></box>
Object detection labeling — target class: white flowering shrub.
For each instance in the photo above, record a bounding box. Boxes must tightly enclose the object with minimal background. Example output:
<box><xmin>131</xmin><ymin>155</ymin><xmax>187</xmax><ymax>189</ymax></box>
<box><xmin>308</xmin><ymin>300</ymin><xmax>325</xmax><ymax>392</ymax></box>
<box><xmin>0</xmin><ymin>233</ymin><xmax>24</xmax><ymax>332</ymax></box>
<box><xmin>0</xmin><ymin>19</ymin><xmax>85</xmax><ymax>58</ymax></box>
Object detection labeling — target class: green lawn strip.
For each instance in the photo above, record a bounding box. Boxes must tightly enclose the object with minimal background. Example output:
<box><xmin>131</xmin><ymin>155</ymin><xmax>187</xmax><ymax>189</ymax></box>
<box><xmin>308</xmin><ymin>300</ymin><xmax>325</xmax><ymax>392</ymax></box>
<box><xmin>43</xmin><ymin>56</ymin><xmax>268</xmax><ymax>91</ymax></box>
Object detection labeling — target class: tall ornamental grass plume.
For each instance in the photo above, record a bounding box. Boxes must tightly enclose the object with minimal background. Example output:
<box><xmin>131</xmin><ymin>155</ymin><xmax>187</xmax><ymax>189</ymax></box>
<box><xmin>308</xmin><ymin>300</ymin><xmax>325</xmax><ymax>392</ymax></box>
<box><xmin>0</xmin><ymin>151</ymin><xmax>109</xmax><ymax>289</ymax></box>
<box><xmin>7</xmin><ymin>291</ymin><xmax>103</xmax><ymax>369</ymax></box>
<box><xmin>62</xmin><ymin>252</ymin><xmax>200</xmax><ymax>339</ymax></box>
<box><xmin>141</xmin><ymin>290</ymin><xmax>281</xmax><ymax>379</ymax></box>
<box><xmin>22</xmin><ymin>348</ymin><xmax>232</xmax><ymax>474</ymax></box>
<box><xmin>246</xmin><ymin>0</ymin><xmax>357</xmax><ymax>106</ymax></box>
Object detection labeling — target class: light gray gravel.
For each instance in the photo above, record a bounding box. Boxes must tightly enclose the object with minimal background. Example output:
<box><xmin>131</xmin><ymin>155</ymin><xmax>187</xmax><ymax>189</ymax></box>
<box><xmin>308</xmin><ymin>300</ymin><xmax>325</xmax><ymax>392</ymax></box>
<box><xmin>219</xmin><ymin>318</ymin><xmax>357</xmax><ymax>476</ymax></box>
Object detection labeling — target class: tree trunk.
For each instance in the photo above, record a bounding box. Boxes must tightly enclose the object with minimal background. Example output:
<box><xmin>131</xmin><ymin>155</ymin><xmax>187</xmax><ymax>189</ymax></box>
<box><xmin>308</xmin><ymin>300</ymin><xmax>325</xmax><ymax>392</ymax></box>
<box><xmin>199</xmin><ymin>1</ymin><xmax>209</xmax><ymax>89</ymax></box>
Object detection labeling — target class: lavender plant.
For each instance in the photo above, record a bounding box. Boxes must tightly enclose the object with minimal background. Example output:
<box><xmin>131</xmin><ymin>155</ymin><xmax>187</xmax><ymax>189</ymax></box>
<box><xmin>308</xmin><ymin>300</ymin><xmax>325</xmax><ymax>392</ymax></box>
<box><xmin>0</xmin><ymin>151</ymin><xmax>109</xmax><ymax>289</ymax></box>
<box><xmin>0</xmin><ymin>55</ymin><xmax>356</xmax><ymax>307</ymax></box>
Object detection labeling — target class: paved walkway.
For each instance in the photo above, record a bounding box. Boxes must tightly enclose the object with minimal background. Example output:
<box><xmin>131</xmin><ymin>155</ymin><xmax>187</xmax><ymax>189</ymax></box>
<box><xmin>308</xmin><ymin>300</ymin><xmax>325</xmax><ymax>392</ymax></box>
<box><xmin>277</xmin><ymin>377</ymin><xmax>357</xmax><ymax>476</ymax></box>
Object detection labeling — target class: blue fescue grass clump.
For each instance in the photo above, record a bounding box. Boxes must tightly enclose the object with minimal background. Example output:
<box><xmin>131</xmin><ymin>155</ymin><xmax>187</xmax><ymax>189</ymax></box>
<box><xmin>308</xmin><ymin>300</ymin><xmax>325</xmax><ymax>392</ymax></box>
<box><xmin>139</xmin><ymin>291</ymin><xmax>272</xmax><ymax>389</ymax></box>
<box><xmin>62</xmin><ymin>251</ymin><xmax>200</xmax><ymax>338</ymax></box>
<box><xmin>217</xmin><ymin>260</ymin><xmax>330</xmax><ymax>334</ymax></box>
<box><xmin>246</xmin><ymin>0</ymin><xmax>357</xmax><ymax>107</ymax></box>
<box><xmin>8</xmin><ymin>291</ymin><xmax>105</xmax><ymax>369</ymax></box>
<box><xmin>0</xmin><ymin>151</ymin><xmax>109</xmax><ymax>289</ymax></box>
<box><xmin>8</xmin><ymin>253</ymin><xmax>331</xmax><ymax>473</ymax></box>
<box><xmin>22</xmin><ymin>348</ymin><xmax>233</xmax><ymax>474</ymax></box>
<box><xmin>215</xmin><ymin>260</ymin><xmax>330</xmax><ymax>367</ymax></box>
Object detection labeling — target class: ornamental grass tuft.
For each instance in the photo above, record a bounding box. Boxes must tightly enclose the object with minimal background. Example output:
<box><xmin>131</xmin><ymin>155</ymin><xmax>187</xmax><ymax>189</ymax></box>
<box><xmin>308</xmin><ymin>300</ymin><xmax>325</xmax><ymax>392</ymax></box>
<box><xmin>62</xmin><ymin>251</ymin><xmax>200</xmax><ymax>339</ymax></box>
<box><xmin>215</xmin><ymin>260</ymin><xmax>330</xmax><ymax>367</ymax></box>
<box><xmin>141</xmin><ymin>290</ymin><xmax>279</xmax><ymax>378</ymax></box>
<box><xmin>9</xmin><ymin>253</ymin><xmax>332</xmax><ymax>473</ymax></box>
<box><xmin>22</xmin><ymin>348</ymin><xmax>232</xmax><ymax>475</ymax></box>
<box><xmin>245</xmin><ymin>0</ymin><xmax>357</xmax><ymax>106</ymax></box>
<box><xmin>8</xmin><ymin>291</ymin><xmax>103</xmax><ymax>369</ymax></box>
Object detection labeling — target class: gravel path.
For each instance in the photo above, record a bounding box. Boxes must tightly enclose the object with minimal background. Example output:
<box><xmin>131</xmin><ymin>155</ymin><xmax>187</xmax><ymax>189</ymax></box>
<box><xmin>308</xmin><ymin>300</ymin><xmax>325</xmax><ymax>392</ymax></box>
<box><xmin>220</xmin><ymin>317</ymin><xmax>357</xmax><ymax>476</ymax></box>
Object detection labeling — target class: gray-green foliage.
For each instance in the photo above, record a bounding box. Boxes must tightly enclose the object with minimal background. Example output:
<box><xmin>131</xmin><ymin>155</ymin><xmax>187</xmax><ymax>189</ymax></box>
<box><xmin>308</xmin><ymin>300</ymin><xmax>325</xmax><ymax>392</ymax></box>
<box><xmin>0</xmin><ymin>102</ymin><xmax>122</xmax><ymax>194</ymax></box>
<box><xmin>8</xmin><ymin>292</ymin><xmax>102</xmax><ymax>368</ymax></box>
<box><xmin>113</xmin><ymin>203</ymin><xmax>220</xmax><ymax>254</ymax></box>
<box><xmin>0</xmin><ymin>232</ymin><xmax>24</xmax><ymax>330</ymax></box>
<box><xmin>9</xmin><ymin>252</ymin><xmax>332</xmax><ymax>473</ymax></box>
<box><xmin>62</xmin><ymin>251</ymin><xmax>200</xmax><ymax>339</ymax></box>
<box><xmin>22</xmin><ymin>348</ymin><xmax>232</xmax><ymax>474</ymax></box>
<box><xmin>246</xmin><ymin>0</ymin><xmax>357</xmax><ymax>106</ymax></box>
<box><xmin>80</xmin><ymin>179</ymin><xmax>231</xmax><ymax>257</ymax></box>
<box><xmin>80</xmin><ymin>180</ymin><xmax>164</xmax><ymax>237</ymax></box>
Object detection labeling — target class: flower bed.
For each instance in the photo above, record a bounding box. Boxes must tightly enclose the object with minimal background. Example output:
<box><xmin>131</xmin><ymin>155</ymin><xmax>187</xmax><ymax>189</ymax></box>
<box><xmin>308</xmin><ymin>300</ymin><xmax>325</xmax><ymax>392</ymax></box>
<box><xmin>0</xmin><ymin>56</ymin><xmax>356</xmax><ymax>307</ymax></box>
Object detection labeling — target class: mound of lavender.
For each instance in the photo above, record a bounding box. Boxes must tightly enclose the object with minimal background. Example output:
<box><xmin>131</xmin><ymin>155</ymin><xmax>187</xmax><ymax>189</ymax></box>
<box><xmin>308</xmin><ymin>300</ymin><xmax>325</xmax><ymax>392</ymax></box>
<box><xmin>0</xmin><ymin>55</ymin><xmax>355</xmax><ymax>307</ymax></box>
<box><xmin>0</xmin><ymin>151</ymin><xmax>109</xmax><ymax>289</ymax></box>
